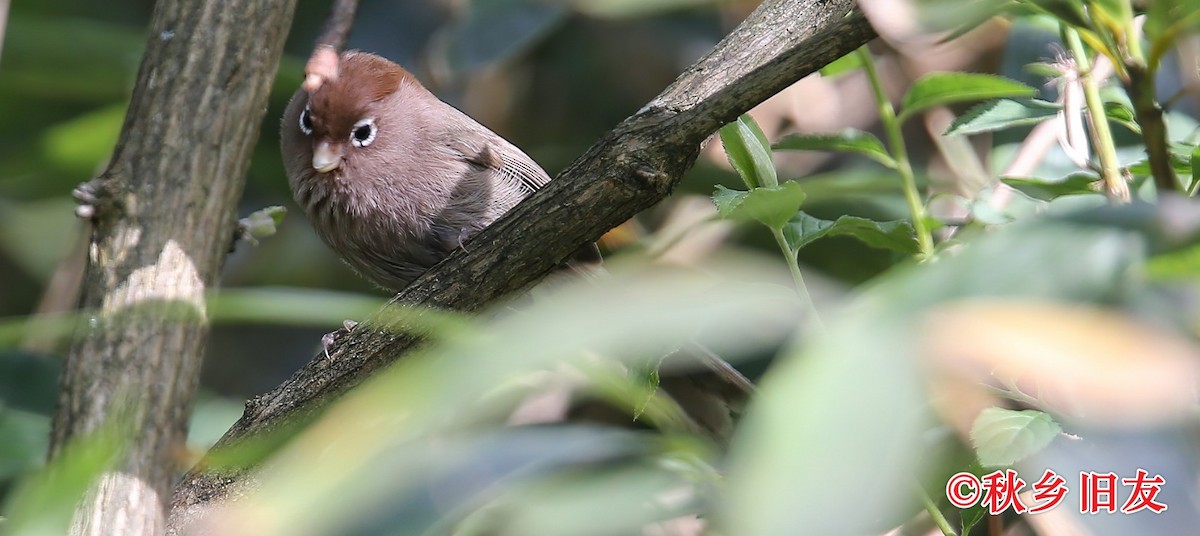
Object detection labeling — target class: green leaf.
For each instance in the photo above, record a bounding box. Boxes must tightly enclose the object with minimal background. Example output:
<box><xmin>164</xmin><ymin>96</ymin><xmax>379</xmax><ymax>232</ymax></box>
<box><xmin>819</xmin><ymin>51</ymin><xmax>863</xmax><ymax>78</ymax></box>
<box><xmin>1103</xmin><ymin>101</ymin><xmax>1140</xmax><ymax>133</ymax></box>
<box><xmin>1147</xmin><ymin>242</ymin><xmax>1200</xmax><ymax>281</ymax></box>
<box><xmin>0</xmin><ymin>409</ymin><xmax>50</xmax><ymax>481</ymax></box>
<box><xmin>1145</xmin><ymin>0</ymin><xmax>1200</xmax><ymax>50</ymax></box>
<box><xmin>1086</xmin><ymin>0</ymin><xmax>1133</xmax><ymax>30</ymax></box>
<box><xmin>1191</xmin><ymin>144</ymin><xmax>1200</xmax><ymax>194</ymax></box>
<box><xmin>912</xmin><ymin>0</ymin><xmax>1017</xmax><ymax>35</ymax></box>
<box><xmin>782</xmin><ymin>212</ymin><xmax>918</xmax><ymax>254</ymax></box>
<box><xmin>970</xmin><ymin>408</ymin><xmax>1061</xmax><ymax>467</ymax></box>
<box><xmin>1128</xmin><ymin>143</ymin><xmax>1194</xmax><ymax>178</ymax></box>
<box><xmin>1</xmin><ymin>425</ymin><xmax>123</xmax><ymax>536</ymax></box>
<box><xmin>720</xmin><ymin>114</ymin><xmax>777</xmax><ymax>189</ymax></box>
<box><xmin>899</xmin><ymin>73</ymin><xmax>1038</xmax><ymax>123</ymax></box>
<box><xmin>1030</xmin><ymin>0</ymin><xmax>1093</xmax><ymax>30</ymax></box>
<box><xmin>712</xmin><ymin>183</ymin><xmax>807</xmax><ymax>230</ymax></box>
<box><xmin>945</xmin><ymin>99</ymin><xmax>1060</xmax><ymax>136</ymax></box>
<box><xmin>773</xmin><ymin>130</ymin><xmax>896</xmax><ymax>168</ymax></box>
<box><xmin>1001</xmin><ymin>173</ymin><xmax>1100</xmax><ymax>201</ymax></box>
<box><xmin>39</xmin><ymin>103</ymin><xmax>126</xmax><ymax>177</ymax></box>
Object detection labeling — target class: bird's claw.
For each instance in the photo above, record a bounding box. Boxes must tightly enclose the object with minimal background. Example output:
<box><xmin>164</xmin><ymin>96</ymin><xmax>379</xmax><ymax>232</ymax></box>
<box><xmin>72</xmin><ymin>182</ymin><xmax>101</xmax><ymax>220</ymax></box>
<box><xmin>321</xmin><ymin>320</ymin><xmax>359</xmax><ymax>359</ymax></box>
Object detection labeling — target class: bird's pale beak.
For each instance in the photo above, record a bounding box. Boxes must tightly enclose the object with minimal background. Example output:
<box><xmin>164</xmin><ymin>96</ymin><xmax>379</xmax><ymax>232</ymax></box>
<box><xmin>312</xmin><ymin>140</ymin><xmax>342</xmax><ymax>173</ymax></box>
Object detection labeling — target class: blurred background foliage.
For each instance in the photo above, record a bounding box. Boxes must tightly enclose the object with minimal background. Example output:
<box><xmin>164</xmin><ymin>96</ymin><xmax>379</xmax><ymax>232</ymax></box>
<box><xmin>3</xmin><ymin>0</ymin><xmax>1200</xmax><ymax>534</ymax></box>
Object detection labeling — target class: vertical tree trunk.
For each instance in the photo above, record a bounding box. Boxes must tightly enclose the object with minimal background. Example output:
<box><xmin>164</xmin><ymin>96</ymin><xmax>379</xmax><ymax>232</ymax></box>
<box><xmin>49</xmin><ymin>1</ymin><xmax>296</xmax><ymax>534</ymax></box>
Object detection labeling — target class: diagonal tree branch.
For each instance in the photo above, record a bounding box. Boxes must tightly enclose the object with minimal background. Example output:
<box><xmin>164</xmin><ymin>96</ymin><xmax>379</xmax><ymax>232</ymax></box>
<box><xmin>48</xmin><ymin>0</ymin><xmax>296</xmax><ymax>534</ymax></box>
<box><xmin>171</xmin><ymin>0</ymin><xmax>874</xmax><ymax>515</ymax></box>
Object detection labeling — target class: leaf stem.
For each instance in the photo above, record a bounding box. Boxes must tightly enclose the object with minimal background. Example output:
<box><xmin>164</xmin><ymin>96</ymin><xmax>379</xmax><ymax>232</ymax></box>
<box><xmin>1062</xmin><ymin>26</ymin><xmax>1133</xmax><ymax>202</ymax></box>
<box><xmin>856</xmin><ymin>46</ymin><xmax>935</xmax><ymax>260</ymax></box>
<box><xmin>771</xmin><ymin>228</ymin><xmax>822</xmax><ymax>329</ymax></box>
<box><xmin>916</xmin><ymin>482</ymin><xmax>958</xmax><ymax>536</ymax></box>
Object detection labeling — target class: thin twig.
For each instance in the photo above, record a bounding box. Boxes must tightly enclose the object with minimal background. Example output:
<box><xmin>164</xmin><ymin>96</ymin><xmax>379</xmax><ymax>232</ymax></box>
<box><xmin>857</xmin><ymin>46</ymin><xmax>935</xmax><ymax>260</ymax></box>
<box><xmin>1063</xmin><ymin>26</ymin><xmax>1130</xmax><ymax>203</ymax></box>
<box><xmin>303</xmin><ymin>0</ymin><xmax>360</xmax><ymax>92</ymax></box>
<box><xmin>915</xmin><ymin>482</ymin><xmax>958</xmax><ymax>536</ymax></box>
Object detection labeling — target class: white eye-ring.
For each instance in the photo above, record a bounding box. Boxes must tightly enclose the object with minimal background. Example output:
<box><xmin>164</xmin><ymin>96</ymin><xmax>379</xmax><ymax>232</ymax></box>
<box><xmin>299</xmin><ymin>105</ymin><xmax>314</xmax><ymax>135</ymax></box>
<box><xmin>350</xmin><ymin>117</ymin><xmax>376</xmax><ymax>148</ymax></box>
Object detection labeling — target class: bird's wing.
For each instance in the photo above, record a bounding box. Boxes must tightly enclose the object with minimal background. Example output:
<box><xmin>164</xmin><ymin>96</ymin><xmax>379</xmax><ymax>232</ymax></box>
<box><xmin>442</xmin><ymin>106</ymin><xmax>551</xmax><ymax>192</ymax></box>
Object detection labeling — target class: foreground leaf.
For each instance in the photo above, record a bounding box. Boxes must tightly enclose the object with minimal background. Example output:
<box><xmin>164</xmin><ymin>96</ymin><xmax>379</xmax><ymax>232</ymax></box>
<box><xmin>945</xmin><ymin>98</ymin><xmax>1060</xmax><ymax>136</ymax></box>
<box><xmin>712</xmin><ymin>183</ymin><xmax>806</xmax><ymax>230</ymax></box>
<box><xmin>1001</xmin><ymin>174</ymin><xmax>1099</xmax><ymax>201</ymax></box>
<box><xmin>970</xmin><ymin>408</ymin><xmax>1061</xmax><ymax>468</ymax></box>
<box><xmin>899</xmin><ymin>72</ymin><xmax>1037</xmax><ymax>123</ymax></box>
<box><xmin>773</xmin><ymin>130</ymin><xmax>896</xmax><ymax>168</ymax></box>
<box><xmin>720</xmin><ymin>114</ymin><xmax>777</xmax><ymax>189</ymax></box>
<box><xmin>783</xmin><ymin>212</ymin><xmax>918</xmax><ymax>254</ymax></box>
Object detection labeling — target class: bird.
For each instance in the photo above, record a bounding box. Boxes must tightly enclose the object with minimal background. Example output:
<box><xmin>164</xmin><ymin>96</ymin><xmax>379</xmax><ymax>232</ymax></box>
<box><xmin>280</xmin><ymin>50</ymin><xmax>594</xmax><ymax>292</ymax></box>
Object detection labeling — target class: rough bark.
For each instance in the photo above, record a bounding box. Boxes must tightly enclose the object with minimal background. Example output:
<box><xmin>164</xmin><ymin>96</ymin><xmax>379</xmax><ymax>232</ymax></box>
<box><xmin>170</xmin><ymin>0</ymin><xmax>874</xmax><ymax>518</ymax></box>
<box><xmin>48</xmin><ymin>0</ymin><xmax>296</xmax><ymax>534</ymax></box>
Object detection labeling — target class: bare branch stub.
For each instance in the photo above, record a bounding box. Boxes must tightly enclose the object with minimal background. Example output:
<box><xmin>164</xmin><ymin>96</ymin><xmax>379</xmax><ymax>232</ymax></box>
<box><xmin>302</xmin><ymin>0</ymin><xmax>359</xmax><ymax>92</ymax></box>
<box><xmin>170</xmin><ymin>0</ymin><xmax>875</xmax><ymax>516</ymax></box>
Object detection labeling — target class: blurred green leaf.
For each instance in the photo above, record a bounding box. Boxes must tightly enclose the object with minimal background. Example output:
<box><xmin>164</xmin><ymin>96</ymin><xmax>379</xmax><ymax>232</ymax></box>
<box><xmin>1191</xmin><ymin>145</ymin><xmax>1200</xmax><ymax>194</ymax></box>
<box><xmin>1128</xmin><ymin>143</ymin><xmax>1194</xmax><ymax>178</ymax></box>
<box><xmin>783</xmin><ymin>212</ymin><xmax>918</xmax><ymax>254</ymax></box>
<box><xmin>0</xmin><ymin>15</ymin><xmax>141</xmax><ymax>104</ymax></box>
<box><xmin>0</xmin><ymin>198</ymin><xmax>80</xmax><ymax>280</ymax></box>
<box><xmin>712</xmin><ymin>183</ymin><xmax>806</xmax><ymax>230</ymax></box>
<box><xmin>1146</xmin><ymin>242</ymin><xmax>1200</xmax><ymax>281</ymax></box>
<box><xmin>719</xmin><ymin>115</ymin><xmax>777</xmax><ymax>189</ymax></box>
<box><xmin>966</xmin><ymin>195</ymin><xmax>1014</xmax><ymax>225</ymax></box>
<box><xmin>1085</xmin><ymin>0</ymin><xmax>1132</xmax><ymax>31</ymax></box>
<box><xmin>1145</xmin><ymin>0</ymin><xmax>1200</xmax><ymax>60</ymax></box>
<box><xmin>0</xmin><ymin>409</ymin><xmax>50</xmax><ymax>482</ymax></box>
<box><xmin>1030</xmin><ymin>0</ymin><xmax>1092</xmax><ymax>30</ymax></box>
<box><xmin>39</xmin><ymin>104</ymin><xmax>125</xmax><ymax>178</ymax></box>
<box><xmin>187</xmin><ymin>394</ymin><xmax>245</xmax><ymax>451</ymax></box>
<box><xmin>208</xmin><ymin>288</ymin><xmax>435</xmax><ymax>330</ymax></box>
<box><xmin>912</xmin><ymin>0</ymin><xmax>1020</xmax><ymax>34</ymax></box>
<box><xmin>1002</xmin><ymin>173</ymin><xmax>1099</xmax><ymax>201</ymax></box>
<box><xmin>0</xmin><ymin>352</ymin><xmax>61</xmax><ymax>416</ymax></box>
<box><xmin>1</xmin><ymin>426</ymin><xmax>123</xmax><ymax>536</ymax></box>
<box><xmin>223</xmin><ymin>259</ymin><xmax>798</xmax><ymax>535</ymax></box>
<box><xmin>723</xmin><ymin>314</ymin><xmax>924</xmax><ymax>534</ymax></box>
<box><xmin>773</xmin><ymin>129</ymin><xmax>896</xmax><ymax>169</ymax></box>
<box><xmin>970</xmin><ymin>408</ymin><xmax>1061</xmax><ymax>468</ymax></box>
<box><xmin>819</xmin><ymin>51</ymin><xmax>864</xmax><ymax>77</ymax></box>
<box><xmin>899</xmin><ymin>72</ymin><xmax>1037</xmax><ymax>123</ymax></box>
<box><xmin>945</xmin><ymin>98</ymin><xmax>1060</xmax><ymax>136</ymax></box>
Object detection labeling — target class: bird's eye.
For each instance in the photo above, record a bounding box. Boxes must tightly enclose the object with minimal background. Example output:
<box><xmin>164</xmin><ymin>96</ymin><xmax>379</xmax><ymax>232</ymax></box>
<box><xmin>351</xmin><ymin>118</ymin><xmax>376</xmax><ymax>148</ymax></box>
<box><xmin>299</xmin><ymin>105</ymin><xmax>314</xmax><ymax>135</ymax></box>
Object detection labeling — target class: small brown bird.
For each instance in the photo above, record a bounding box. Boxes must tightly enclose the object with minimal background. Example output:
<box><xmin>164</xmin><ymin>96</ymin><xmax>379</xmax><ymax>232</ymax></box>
<box><xmin>281</xmin><ymin>50</ymin><xmax>578</xmax><ymax>291</ymax></box>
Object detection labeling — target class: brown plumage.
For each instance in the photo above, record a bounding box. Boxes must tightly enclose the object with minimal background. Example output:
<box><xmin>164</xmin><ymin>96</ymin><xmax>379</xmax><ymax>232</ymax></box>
<box><xmin>281</xmin><ymin>51</ymin><xmax>571</xmax><ymax>291</ymax></box>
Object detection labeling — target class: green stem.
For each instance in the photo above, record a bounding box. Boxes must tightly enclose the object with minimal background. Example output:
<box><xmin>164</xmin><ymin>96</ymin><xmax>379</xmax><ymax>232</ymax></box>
<box><xmin>1063</xmin><ymin>26</ymin><xmax>1132</xmax><ymax>202</ymax></box>
<box><xmin>771</xmin><ymin>228</ymin><xmax>822</xmax><ymax>329</ymax></box>
<box><xmin>856</xmin><ymin>46</ymin><xmax>935</xmax><ymax>260</ymax></box>
<box><xmin>916</xmin><ymin>483</ymin><xmax>958</xmax><ymax>536</ymax></box>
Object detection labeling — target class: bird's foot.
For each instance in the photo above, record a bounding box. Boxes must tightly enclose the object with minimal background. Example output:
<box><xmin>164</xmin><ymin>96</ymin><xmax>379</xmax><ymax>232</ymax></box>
<box><xmin>321</xmin><ymin>319</ymin><xmax>359</xmax><ymax>359</ymax></box>
<box><xmin>72</xmin><ymin>181</ymin><xmax>102</xmax><ymax>220</ymax></box>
